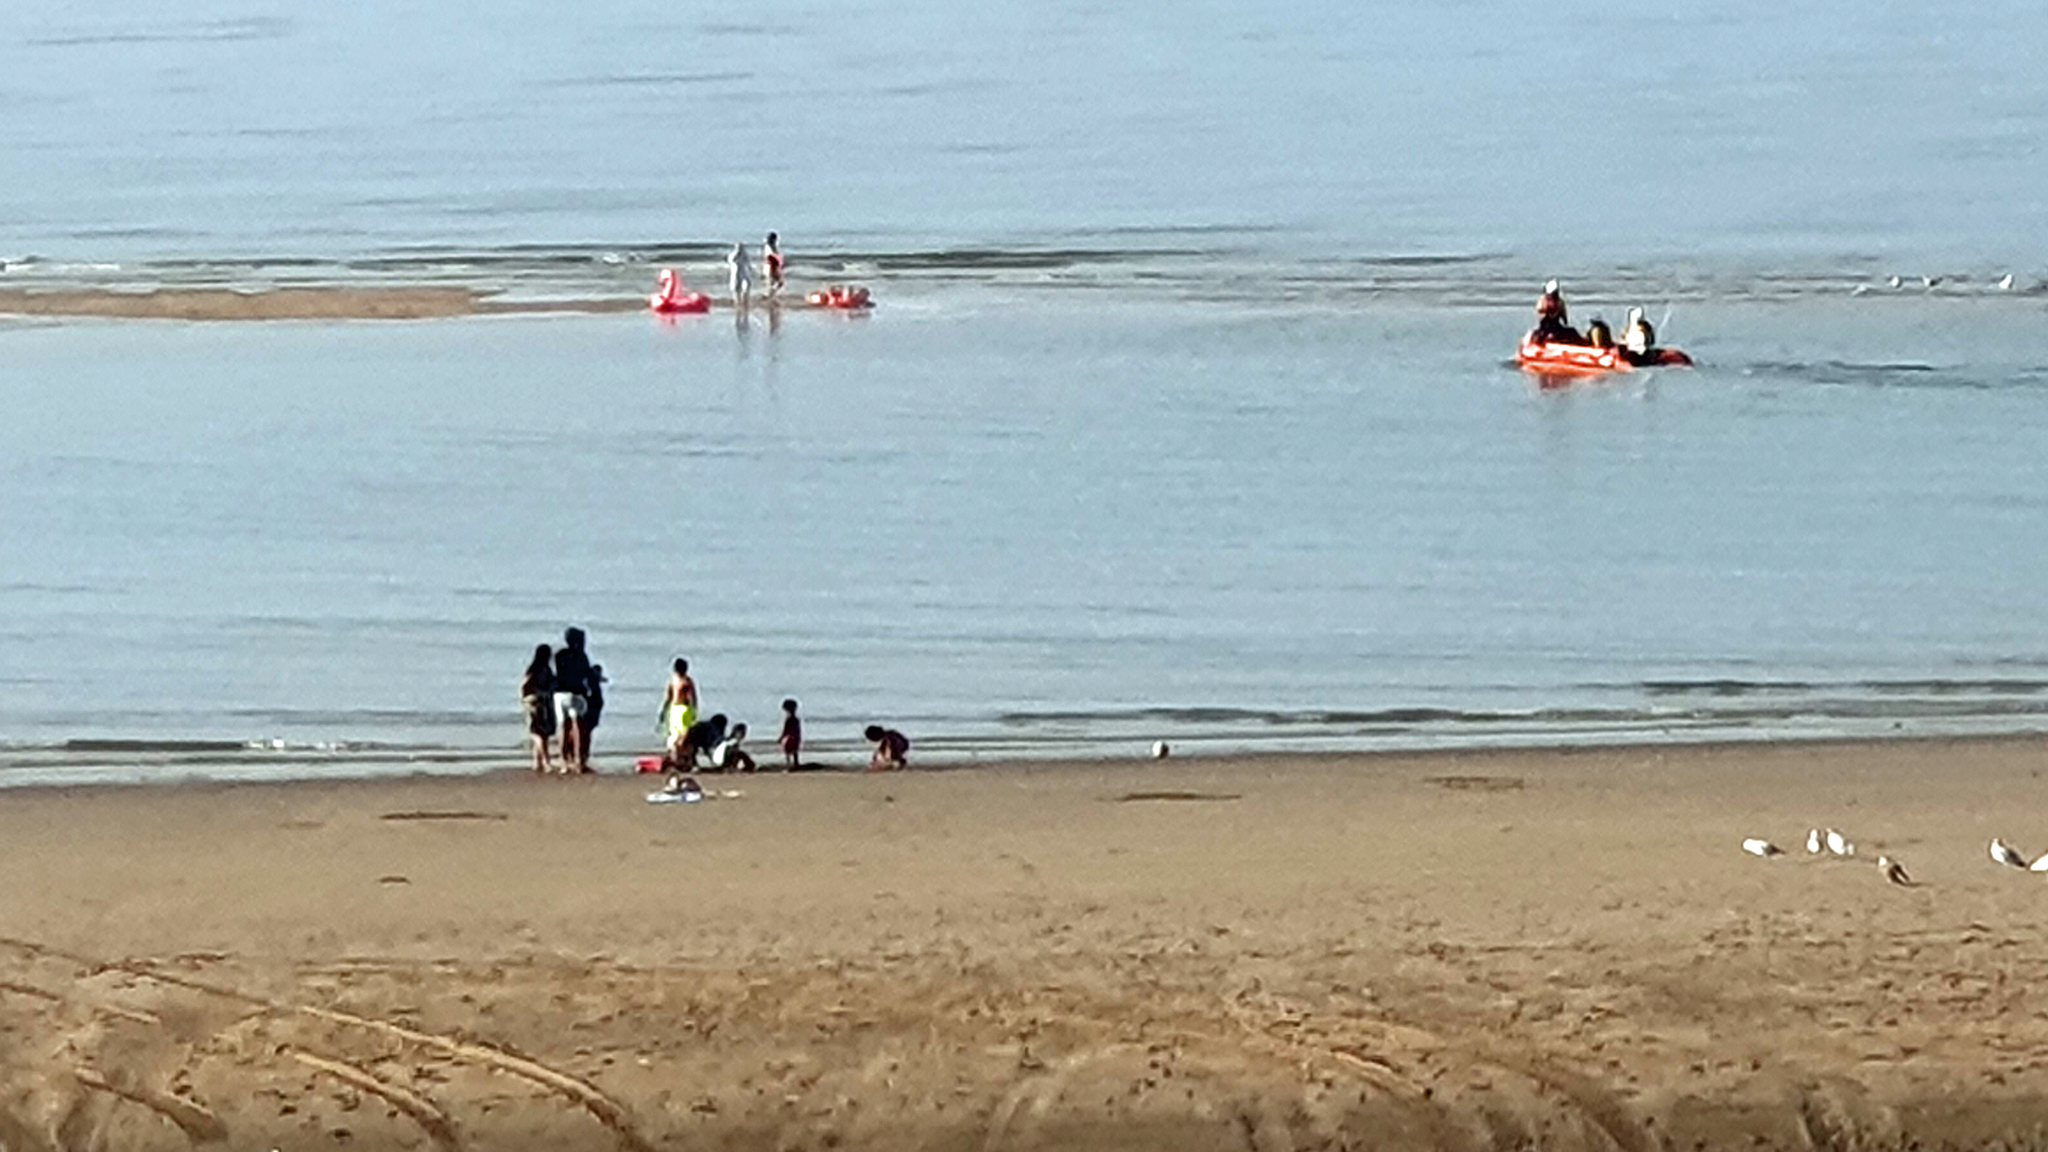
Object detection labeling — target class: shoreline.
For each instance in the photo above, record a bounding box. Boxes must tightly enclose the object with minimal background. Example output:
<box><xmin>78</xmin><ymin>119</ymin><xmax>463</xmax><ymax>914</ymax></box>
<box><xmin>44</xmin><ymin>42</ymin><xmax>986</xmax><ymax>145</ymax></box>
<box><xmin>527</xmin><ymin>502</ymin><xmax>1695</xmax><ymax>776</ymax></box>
<box><xmin>9</xmin><ymin>735</ymin><xmax>2048</xmax><ymax>1147</ymax></box>
<box><xmin>5</xmin><ymin>726</ymin><xmax>2045</xmax><ymax>797</ymax></box>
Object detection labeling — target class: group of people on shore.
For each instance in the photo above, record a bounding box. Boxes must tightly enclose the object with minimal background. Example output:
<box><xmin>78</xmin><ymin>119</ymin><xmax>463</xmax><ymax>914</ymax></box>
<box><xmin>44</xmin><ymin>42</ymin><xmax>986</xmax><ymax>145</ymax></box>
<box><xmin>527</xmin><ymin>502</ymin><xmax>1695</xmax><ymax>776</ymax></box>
<box><xmin>1529</xmin><ymin>280</ymin><xmax>1658</xmax><ymax>360</ymax></box>
<box><xmin>521</xmin><ymin>626</ymin><xmax>911</xmax><ymax>775</ymax></box>
<box><xmin>519</xmin><ymin>627</ymin><xmax>604</xmax><ymax>774</ymax></box>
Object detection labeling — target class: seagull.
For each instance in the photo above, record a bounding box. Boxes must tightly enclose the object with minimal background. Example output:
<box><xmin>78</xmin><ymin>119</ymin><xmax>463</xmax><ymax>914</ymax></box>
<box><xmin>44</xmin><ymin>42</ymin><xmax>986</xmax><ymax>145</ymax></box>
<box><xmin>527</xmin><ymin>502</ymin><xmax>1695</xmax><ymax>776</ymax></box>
<box><xmin>1806</xmin><ymin>828</ymin><xmax>1824</xmax><ymax>854</ymax></box>
<box><xmin>1878</xmin><ymin>855</ymin><xmax>1913</xmax><ymax>886</ymax></box>
<box><xmin>1742</xmin><ymin>838</ymin><xmax>1784</xmax><ymax>857</ymax></box>
<box><xmin>1997</xmin><ymin>273</ymin><xmax>2017</xmax><ymax>291</ymax></box>
<box><xmin>1991</xmin><ymin>838</ymin><xmax>2031</xmax><ymax>869</ymax></box>
<box><xmin>1825</xmin><ymin>828</ymin><xmax>1855</xmax><ymax>857</ymax></box>
<box><xmin>1920</xmin><ymin>275</ymin><xmax>1943</xmax><ymax>290</ymax></box>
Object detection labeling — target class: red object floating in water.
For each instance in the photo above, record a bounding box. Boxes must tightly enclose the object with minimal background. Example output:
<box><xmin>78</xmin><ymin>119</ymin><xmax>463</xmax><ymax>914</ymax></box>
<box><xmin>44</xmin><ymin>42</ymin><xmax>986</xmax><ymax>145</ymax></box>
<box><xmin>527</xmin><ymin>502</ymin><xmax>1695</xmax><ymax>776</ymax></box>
<box><xmin>807</xmin><ymin>284</ymin><xmax>874</xmax><ymax>310</ymax></box>
<box><xmin>649</xmin><ymin>268</ymin><xmax>711</xmax><ymax>314</ymax></box>
<box><xmin>1516</xmin><ymin>338</ymin><xmax>1692</xmax><ymax>381</ymax></box>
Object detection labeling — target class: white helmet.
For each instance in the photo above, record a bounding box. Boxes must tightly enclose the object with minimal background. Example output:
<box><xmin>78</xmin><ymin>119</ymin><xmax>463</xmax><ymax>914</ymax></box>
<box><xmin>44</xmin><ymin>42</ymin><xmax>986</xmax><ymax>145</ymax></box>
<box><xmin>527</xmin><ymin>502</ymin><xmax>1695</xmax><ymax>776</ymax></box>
<box><xmin>1627</xmin><ymin>306</ymin><xmax>1643</xmax><ymax>324</ymax></box>
<box><xmin>1544</xmin><ymin>279</ymin><xmax>1560</xmax><ymax>294</ymax></box>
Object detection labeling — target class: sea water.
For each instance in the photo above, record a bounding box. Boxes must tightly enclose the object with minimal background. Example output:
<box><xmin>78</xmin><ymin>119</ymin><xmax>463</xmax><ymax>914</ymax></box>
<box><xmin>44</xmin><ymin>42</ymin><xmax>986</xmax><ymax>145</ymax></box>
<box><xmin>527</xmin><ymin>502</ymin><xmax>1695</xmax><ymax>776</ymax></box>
<box><xmin>3</xmin><ymin>2</ymin><xmax>2047</xmax><ymax>782</ymax></box>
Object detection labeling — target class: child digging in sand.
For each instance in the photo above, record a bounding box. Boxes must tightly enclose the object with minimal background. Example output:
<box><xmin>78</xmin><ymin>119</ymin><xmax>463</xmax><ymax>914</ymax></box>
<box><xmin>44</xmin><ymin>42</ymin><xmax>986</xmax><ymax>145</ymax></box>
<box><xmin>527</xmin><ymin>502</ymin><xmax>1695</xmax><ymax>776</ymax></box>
<box><xmin>865</xmin><ymin>724</ymin><xmax>909</xmax><ymax>772</ymax></box>
<box><xmin>711</xmin><ymin>722</ymin><xmax>756</xmax><ymax>773</ymax></box>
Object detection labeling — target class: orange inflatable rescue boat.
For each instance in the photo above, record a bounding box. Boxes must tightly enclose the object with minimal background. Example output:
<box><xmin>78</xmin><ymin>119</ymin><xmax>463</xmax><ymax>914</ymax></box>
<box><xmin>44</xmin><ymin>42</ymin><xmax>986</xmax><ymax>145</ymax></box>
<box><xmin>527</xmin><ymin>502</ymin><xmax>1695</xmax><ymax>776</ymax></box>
<box><xmin>1516</xmin><ymin>338</ymin><xmax>1692</xmax><ymax>378</ymax></box>
<box><xmin>649</xmin><ymin>268</ymin><xmax>711</xmax><ymax>314</ymax></box>
<box><xmin>807</xmin><ymin>284</ymin><xmax>873</xmax><ymax>310</ymax></box>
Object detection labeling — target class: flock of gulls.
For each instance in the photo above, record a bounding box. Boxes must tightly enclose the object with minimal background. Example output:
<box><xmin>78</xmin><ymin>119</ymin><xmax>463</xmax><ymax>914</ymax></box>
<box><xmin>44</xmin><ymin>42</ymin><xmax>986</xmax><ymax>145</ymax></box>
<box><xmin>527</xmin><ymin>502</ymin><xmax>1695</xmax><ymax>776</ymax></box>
<box><xmin>1849</xmin><ymin>272</ymin><xmax>2040</xmax><ymax>295</ymax></box>
<box><xmin>1738</xmin><ymin>829</ymin><xmax>2048</xmax><ymax>888</ymax></box>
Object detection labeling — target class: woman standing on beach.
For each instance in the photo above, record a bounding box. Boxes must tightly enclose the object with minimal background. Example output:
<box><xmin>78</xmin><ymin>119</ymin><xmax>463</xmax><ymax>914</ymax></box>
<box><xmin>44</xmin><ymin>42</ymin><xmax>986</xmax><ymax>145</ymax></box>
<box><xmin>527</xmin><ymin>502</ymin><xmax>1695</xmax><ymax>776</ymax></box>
<box><xmin>661</xmin><ymin>658</ymin><xmax>698</xmax><ymax>769</ymax></box>
<box><xmin>520</xmin><ymin>645</ymin><xmax>555</xmax><ymax>774</ymax></box>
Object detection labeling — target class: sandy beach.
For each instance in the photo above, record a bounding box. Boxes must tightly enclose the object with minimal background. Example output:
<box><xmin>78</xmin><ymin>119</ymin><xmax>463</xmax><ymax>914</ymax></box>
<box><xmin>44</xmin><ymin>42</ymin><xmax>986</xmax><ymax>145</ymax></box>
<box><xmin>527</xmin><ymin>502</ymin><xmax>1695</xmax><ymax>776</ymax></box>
<box><xmin>6</xmin><ymin>736</ymin><xmax>2048</xmax><ymax>1149</ymax></box>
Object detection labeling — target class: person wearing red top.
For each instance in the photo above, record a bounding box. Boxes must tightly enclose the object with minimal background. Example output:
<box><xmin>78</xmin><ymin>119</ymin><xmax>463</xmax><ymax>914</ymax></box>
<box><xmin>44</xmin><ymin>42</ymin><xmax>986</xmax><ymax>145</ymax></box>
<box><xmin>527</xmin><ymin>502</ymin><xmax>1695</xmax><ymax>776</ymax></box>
<box><xmin>1532</xmin><ymin>279</ymin><xmax>1583</xmax><ymax>345</ymax></box>
<box><xmin>762</xmin><ymin>232</ymin><xmax>787</xmax><ymax>298</ymax></box>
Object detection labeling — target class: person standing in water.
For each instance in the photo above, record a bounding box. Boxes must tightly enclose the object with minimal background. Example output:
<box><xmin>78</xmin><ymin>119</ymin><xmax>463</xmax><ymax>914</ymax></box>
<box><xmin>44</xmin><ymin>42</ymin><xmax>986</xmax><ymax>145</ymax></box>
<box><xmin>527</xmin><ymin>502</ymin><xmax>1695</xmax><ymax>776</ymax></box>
<box><xmin>762</xmin><ymin>232</ymin><xmax>786</xmax><ymax>298</ymax></box>
<box><xmin>728</xmin><ymin>242</ymin><xmax>755</xmax><ymax>308</ymax></box>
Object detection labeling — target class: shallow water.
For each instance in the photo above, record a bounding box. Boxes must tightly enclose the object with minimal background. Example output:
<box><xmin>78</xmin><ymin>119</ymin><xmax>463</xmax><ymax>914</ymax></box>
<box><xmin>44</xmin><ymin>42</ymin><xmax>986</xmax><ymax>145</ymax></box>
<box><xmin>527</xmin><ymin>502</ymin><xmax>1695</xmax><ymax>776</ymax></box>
<box><xmin>6</xmin><ymin>293</ymin><xmax>2048</xmax><ymax>781</ymax></box>
<box><xmin>2</xmin><ymin>2</ymin><xmax>2047</xmax><ymax>782</ymax></box>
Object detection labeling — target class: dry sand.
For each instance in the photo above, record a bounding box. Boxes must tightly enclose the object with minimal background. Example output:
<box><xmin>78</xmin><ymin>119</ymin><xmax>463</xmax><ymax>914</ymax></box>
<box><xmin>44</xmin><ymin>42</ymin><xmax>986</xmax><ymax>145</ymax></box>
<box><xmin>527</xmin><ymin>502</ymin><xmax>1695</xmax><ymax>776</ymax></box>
<box><xmin>6</xmin><ymin>737</ymin><xmax>2048</xmax><ymax>1149</ymax></box>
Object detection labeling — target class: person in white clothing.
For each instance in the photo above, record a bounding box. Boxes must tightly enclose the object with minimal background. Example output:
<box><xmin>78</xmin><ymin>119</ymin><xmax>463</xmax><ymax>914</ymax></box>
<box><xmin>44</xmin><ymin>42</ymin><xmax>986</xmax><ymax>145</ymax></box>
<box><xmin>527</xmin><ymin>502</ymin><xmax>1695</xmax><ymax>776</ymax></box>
<box><xmin>711</xmin><ymin>722</ymin><xmax>756</xmax><ymax>773</ymax></box>
<box><xmin>727</xmin><ymin>243</ymin><xmax>755</xmax><ymax>308</ymax></box>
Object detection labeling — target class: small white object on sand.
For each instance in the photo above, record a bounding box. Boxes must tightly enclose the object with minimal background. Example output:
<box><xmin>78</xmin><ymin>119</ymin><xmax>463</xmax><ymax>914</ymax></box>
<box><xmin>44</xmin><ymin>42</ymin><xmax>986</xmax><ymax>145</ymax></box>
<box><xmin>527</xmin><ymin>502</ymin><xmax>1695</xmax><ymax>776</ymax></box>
<box><xmin>1151</xmin><ymin>741</ymin><xmax>1170</xmax><ymax>760</ymax></box>
<box><xmin>2029</xmin><ymin>853</ymin><xmax>2048</xmax><ymax>874</ymax></box>
<box><xmin>1742</xmin><ymin>838</ymin><xmax>1783</xmax><ymax>857</ymax></box>
<box><xmin>1825</xmin><ymin>828</ymin><xmax>1855</xmax><ymax>857</ymax></box>
<box><xmin>1878</xmin><ymin>855</ymin><xmax>1912</xmax><ymax>886</ymax></box>
<box><xmin>1990</xmin><ymin>838</ymin><xmax>2030</xmax><ymax>869</ymax></box>
<box><xmin>1806</xmin><ymin>828</ymin><xmax>1823</xmax><ymax>854</ymax></box>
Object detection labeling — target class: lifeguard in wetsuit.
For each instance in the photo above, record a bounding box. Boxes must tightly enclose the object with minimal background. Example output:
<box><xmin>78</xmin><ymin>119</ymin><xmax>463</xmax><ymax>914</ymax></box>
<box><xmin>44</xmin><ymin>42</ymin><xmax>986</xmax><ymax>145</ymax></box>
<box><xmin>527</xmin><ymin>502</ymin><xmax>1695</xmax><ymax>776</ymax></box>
<box><xmin>1532</xmin><ymin>279</ymin><xmax>1583</xmax><ymax>345</ymax></box>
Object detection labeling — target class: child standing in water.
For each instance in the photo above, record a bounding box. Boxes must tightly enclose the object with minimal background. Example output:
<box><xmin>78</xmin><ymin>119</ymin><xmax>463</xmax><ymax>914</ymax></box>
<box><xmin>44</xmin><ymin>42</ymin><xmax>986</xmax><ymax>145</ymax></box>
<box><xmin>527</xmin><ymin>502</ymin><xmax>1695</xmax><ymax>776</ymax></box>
<box><xmin>727</xmin><ymin>242</ymin><xmax>754</xmax><ymax>308</ymax></box>
<box><xmin>778</xmin><ymin>697</ymin><xmax>801</xmax><ymax>770</ymax></box>
<box><xmin>762</xmin><ymin>232</ymin><xmax>786</xmax><ymax>298</ymax></box>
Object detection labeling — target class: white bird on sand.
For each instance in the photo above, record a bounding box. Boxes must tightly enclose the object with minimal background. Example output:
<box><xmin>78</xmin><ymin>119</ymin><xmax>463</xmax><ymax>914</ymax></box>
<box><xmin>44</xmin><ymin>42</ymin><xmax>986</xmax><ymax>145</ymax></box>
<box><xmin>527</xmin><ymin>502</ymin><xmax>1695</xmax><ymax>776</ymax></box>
<box><xmin>1806</xmin><ymin>828</ymin><xmax>1824</xmax><ymax>854</ymax></box>
<box><xmin>1742</xmin><ymin>838</ymin><xmax>1784</xmax><ymax>857</ymax></box>
<box><xmin>1991</xmin><ymin>838</ymin><xmax>2031</xmax><ymax>869</ymax></box>
<box><xmin>1877</xmin><ymin>855</ymin><xmax>1912</xmax><ymax>886</ymax></box>
<box><xmin>1825</xmin><ymin>828</ymin><xmax>1855</xmax><ymax>857</ymax></box>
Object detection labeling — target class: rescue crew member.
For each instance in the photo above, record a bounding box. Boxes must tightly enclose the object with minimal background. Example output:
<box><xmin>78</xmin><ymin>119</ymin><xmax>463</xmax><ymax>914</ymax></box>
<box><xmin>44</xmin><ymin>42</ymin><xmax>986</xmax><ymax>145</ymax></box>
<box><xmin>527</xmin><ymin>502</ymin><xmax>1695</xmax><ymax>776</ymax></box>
<box><xmin>1623</xmin><ymin>306</ymin><xmax>1656</xmax><ymax>358</ymax></box>
<box><xmin>1533</xmin><ymin>279</ymin><xmax>1582</xmax><ymax>345</ymax></box>
<box><xmin>1585</xmin><ymin>316</ymin><xmax>1613</xmax><ymax>349</ymax></box>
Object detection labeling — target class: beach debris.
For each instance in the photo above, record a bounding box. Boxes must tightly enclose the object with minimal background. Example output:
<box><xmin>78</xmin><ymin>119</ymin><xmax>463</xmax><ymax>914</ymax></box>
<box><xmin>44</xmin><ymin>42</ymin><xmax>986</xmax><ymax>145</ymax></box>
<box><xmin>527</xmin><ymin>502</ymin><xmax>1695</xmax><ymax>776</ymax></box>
<box><xmin>380</xmin><ymin>810</ymin><xmax>510</xmax><ymax>822</ymax></box>
<box><xmin>1741</xmin><ymin>838</ymin><xmax>1783</xmax><ymax>857</ymax></box>
<box><xmin>1825</xmin><ymin>828</ymin><xmax>1855</xmax><ymax>857</ymax></box>
<box><xmin>1877</xmin><ymin>855</ymin><xmax>1913</xmax><ymax>887</ymax></box>
<box><xmin>647</xmin><ymin>778</ymin><xmax>704</xmax><ymax>805</ymax></box>
<box><xmin>1151</xmin><ymin>740</ymin><xmax>1170</xmax><ymax>760</ymax></box>
<box><xmin>1806</xmin><ymin>828</ymin><xmax>1823</xmax><ymax>854</ymax></box>
<box><xmin>1990</xmin><ymin>838</ymin><xmax>2031</xmax><ymax>869</ymax></box>
<box><xmin>1115</xmin><ymin>791</ymin><xmax>1240</xmax><ymax>803</ymax></box>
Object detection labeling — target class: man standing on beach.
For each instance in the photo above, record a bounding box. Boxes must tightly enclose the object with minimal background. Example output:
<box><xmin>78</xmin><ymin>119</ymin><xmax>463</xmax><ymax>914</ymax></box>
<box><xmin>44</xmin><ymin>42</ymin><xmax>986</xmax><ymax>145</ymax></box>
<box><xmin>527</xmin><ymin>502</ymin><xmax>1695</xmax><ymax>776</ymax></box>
<box><xmin>553</xmin><ymin>627</ymin><xmax>596</xmax><ymax>773</ymax></box>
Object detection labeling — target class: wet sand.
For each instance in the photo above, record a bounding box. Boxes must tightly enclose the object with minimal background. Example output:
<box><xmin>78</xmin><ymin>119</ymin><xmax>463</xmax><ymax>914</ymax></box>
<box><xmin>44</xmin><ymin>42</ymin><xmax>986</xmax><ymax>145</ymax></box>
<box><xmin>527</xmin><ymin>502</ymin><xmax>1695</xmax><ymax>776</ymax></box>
<box><xmin>6</xmin><ymin>736</ymin><xmax>2048</xmax><ymax>1149</ymax></box>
